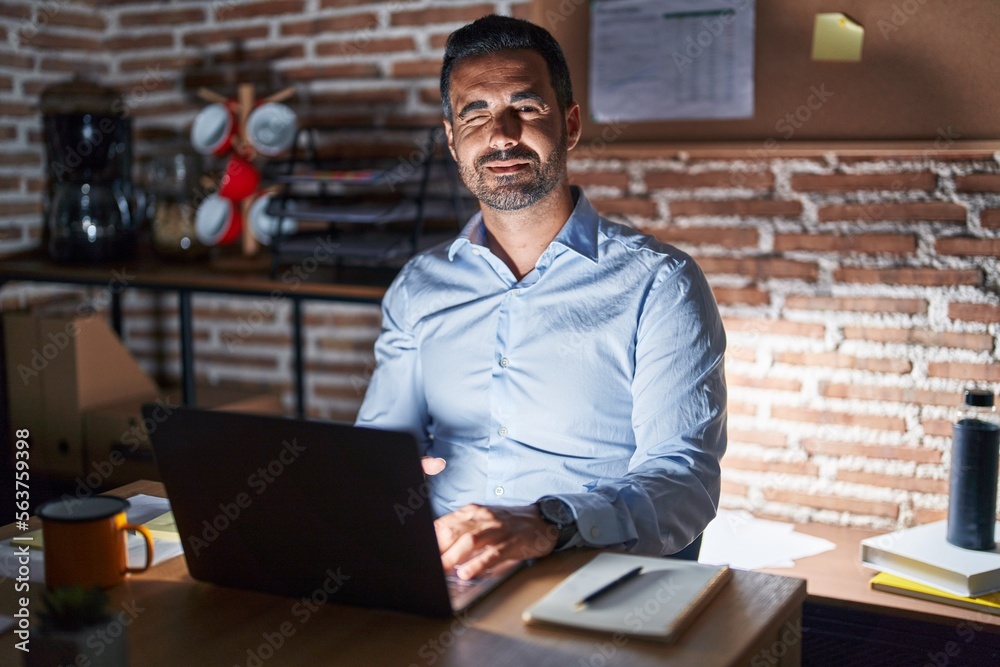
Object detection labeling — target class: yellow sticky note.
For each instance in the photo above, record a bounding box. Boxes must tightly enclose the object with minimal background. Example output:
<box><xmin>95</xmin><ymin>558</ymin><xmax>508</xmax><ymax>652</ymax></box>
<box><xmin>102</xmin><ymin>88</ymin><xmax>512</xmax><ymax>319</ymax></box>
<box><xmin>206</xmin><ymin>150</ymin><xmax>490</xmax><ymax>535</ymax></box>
<box><xmin>812</xmin><ymin>13</ymin><xmax>864</xmax><ymax>62</ymax></box>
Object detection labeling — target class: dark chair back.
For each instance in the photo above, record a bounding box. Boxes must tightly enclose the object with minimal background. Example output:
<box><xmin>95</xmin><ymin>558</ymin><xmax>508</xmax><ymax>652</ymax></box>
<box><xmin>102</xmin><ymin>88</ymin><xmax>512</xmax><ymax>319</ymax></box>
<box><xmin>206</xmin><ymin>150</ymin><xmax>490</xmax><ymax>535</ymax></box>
<box><xmin>667</xmin><ymin>533</ymin><xmax>702</xmax><ymax>561</ymax></box>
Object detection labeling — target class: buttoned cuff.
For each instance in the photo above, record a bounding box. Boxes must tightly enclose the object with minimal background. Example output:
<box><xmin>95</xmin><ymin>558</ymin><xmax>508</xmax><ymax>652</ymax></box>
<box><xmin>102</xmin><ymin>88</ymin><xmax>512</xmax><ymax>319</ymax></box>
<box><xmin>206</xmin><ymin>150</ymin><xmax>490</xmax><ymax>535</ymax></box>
<box><xmin>546</xmin><ymin>492</ymin><xmax>636</xmax><ymax>549</ymax></box>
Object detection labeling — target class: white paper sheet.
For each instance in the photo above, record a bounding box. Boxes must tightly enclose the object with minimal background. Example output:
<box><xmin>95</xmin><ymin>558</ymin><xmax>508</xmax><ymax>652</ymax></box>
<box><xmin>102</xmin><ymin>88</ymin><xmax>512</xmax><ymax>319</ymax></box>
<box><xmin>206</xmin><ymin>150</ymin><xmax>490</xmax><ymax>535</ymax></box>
<box><xmin>0</xmin><ymin>494</ymin><xmax>183</xmax><ymax>584</ymax></box>
<box><xmin>590</xmin><ymin>0</ymin><xmax>755</xmax><ymax>122</ymax></box>
<box><xmin>698</xmin><ymin>509</ymin><xmax>835</xmax><ymax>570</ymax></box>
<box><xmin>121</xmin><ymin>494</ymin><xmax>185</xmax><ymax>570</ymax></box>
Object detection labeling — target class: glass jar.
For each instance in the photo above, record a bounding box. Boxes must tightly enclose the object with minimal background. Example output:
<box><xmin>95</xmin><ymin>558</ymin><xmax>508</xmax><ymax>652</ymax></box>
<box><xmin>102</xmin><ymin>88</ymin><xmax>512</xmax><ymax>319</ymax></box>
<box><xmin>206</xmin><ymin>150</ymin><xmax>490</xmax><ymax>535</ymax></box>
<box><xmin>146</xmin><ymin>153</ymin><xmax>209</xmax><ymax>261</ymax></box>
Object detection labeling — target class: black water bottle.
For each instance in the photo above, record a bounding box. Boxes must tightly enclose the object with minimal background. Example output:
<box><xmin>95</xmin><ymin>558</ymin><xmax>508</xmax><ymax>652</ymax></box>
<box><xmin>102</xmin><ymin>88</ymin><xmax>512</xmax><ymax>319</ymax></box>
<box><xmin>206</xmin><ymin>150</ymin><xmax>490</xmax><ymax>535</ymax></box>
<box><xmin>947</xmin><ymin>388</ymin><xmax>1000</xmax><ymax>550</ymax></box>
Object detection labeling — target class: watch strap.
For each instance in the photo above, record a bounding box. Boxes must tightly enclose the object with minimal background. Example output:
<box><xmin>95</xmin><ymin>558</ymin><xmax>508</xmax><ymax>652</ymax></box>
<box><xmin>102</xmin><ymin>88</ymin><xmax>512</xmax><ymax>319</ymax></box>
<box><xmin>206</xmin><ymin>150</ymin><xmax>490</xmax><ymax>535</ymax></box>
<box><xmin>536</xmin><ymin>498</ymin><xmax>578</xmax><ymax>549</ymax></box>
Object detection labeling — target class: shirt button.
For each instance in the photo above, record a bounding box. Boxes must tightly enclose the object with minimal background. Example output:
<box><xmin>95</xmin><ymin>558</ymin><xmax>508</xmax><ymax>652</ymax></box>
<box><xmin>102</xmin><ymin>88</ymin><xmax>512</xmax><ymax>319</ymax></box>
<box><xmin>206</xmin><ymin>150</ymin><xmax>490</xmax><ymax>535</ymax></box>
<box><xmin>512</xmin><ymin>288</ymin><xmax>521</xmax><ymax>296</ymax></box>
<box><xmin>472</xmin><ymin>248</ymin><xmax>481</xmax><ymax>255</ymax></box>
<box><xmin>499</xmin><ymin>357</ymin><xmax>509</xmax><ymax>368</ymax></box>
<box><xmin>495</xmin><ymin>486</ymin><xmax>504</xmax><ymax>496</ymax></box>
<box><xmin>590</xmin><ymin>527</ymin><xmax>600</xmax><ymax>538</ymax></box>
<box><xmin>498</xmin><ymin>426</ymin><xmax>508</xmax><ymax>437</ymax></box>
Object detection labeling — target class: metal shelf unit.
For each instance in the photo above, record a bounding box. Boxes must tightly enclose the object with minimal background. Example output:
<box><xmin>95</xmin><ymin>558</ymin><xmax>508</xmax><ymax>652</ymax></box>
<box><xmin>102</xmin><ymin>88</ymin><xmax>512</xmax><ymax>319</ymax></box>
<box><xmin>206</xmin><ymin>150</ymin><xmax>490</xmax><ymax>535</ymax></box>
<box><xmin>261</xmin><ymin>125</ymin><xmax>476</xmax><ymax>276</ymax></box>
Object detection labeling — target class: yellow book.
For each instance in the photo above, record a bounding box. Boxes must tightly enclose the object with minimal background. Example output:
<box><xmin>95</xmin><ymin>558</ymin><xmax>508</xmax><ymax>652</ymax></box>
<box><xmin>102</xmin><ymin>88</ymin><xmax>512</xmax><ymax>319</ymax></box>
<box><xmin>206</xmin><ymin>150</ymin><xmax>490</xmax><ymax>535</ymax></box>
<box><xmin>871</xmin><ymin>571</ymin><xmax>1000</xmax><ymax>615</ymax></box>
<box><xmin>143</xmin><ymin>511</ymin><xmax>180</xmax><ymax>541</ymax></box>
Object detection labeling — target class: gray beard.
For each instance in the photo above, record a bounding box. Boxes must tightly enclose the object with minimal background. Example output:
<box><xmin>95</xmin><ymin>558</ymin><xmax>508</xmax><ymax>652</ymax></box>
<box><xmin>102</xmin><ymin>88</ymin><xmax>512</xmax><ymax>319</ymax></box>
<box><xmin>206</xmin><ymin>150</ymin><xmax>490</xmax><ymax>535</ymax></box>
<box><xmin>457</xmin><ymin>137</ymin><xmax>568</xmax><ymax>212</ymax></box>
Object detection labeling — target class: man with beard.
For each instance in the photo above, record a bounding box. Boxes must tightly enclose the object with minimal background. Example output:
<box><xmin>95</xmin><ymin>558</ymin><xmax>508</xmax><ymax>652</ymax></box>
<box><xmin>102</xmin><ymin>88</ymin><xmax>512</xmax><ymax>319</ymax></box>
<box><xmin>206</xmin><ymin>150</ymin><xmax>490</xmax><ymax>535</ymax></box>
<box><xmin>356</xmin><ymin>15</ymin><xmax>727</xmax><ymax>580</ymax></box>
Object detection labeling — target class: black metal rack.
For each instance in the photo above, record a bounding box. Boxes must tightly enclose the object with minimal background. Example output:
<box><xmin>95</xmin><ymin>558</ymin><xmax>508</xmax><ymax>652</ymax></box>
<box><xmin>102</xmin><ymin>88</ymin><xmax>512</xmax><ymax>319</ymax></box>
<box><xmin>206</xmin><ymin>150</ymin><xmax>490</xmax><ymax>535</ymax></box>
<box><xmin>261</xmin><ymin>125</ymin><xmax>476</xmax><ymax>277</ymax></box>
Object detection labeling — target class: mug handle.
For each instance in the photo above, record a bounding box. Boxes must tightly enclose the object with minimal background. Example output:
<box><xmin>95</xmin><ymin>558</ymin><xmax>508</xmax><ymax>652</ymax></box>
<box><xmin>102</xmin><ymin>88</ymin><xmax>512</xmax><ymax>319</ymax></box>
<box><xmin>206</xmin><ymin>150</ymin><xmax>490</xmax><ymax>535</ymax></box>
<box><xmin>123</xmin><ymin>523</ymin><xmax>154</xmax><ymax>574</ymax></box>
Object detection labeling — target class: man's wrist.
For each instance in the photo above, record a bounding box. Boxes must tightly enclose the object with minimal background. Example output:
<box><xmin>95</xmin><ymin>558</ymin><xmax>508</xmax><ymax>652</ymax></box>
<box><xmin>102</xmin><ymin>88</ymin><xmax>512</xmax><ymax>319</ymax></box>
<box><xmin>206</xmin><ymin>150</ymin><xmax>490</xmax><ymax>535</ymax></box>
<box><xmin>535</xmin><ymin>497</ymin><xmax>578</xmax><ymax>550</ymax></box>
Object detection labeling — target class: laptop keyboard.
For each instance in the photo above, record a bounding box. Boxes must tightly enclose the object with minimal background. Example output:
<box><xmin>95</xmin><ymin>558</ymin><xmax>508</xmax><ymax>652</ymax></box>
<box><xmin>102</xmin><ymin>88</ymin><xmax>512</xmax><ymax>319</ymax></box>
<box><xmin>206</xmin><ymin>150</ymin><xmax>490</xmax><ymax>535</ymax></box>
<box><xmin>444</xmin><ymin>560</ymin><xmax>524</xmax><ymax>611</ymax></box>
<box><xmin>445</xmin><ymin>570</ymin><xmax>480</xmax><ymax>593</ymax></box>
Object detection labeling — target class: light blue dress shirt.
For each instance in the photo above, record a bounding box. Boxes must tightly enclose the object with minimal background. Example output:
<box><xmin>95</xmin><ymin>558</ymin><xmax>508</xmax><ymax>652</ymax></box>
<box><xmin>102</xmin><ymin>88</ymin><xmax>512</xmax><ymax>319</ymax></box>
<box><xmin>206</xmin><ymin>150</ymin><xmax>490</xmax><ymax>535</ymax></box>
<box><xmin>356</xmin><ymin>187</ymin><xmax>727</xmax><ymax>555</ymax></box>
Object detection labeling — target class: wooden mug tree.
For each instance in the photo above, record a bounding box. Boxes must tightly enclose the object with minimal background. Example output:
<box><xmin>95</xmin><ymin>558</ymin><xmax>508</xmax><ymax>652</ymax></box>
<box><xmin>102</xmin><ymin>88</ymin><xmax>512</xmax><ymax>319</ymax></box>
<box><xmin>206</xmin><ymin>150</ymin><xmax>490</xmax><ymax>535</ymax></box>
<box><xmin>196</xmin><ymin>84</ymin><xmax>295</xmax><ymax>258</ymax></box>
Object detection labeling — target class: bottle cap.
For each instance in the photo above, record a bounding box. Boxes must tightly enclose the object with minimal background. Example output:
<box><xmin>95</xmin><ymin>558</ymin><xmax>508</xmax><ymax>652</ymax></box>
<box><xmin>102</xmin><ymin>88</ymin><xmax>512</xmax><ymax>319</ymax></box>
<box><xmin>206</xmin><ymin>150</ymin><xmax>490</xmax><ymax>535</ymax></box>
<box><xmin>964</xmin><ymin>388</ymin><xmax>995</xmax><ymax>407</ymax></box>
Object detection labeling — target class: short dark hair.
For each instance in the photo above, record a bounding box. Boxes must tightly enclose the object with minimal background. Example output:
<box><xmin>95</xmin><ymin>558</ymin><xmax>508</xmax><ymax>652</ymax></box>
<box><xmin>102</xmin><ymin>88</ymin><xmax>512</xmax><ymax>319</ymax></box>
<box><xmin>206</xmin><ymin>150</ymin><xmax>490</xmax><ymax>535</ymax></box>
<box><xmin>440</xmin><ymin>14</ymin><xmax>573</xmax><ymax>121</ymax></box>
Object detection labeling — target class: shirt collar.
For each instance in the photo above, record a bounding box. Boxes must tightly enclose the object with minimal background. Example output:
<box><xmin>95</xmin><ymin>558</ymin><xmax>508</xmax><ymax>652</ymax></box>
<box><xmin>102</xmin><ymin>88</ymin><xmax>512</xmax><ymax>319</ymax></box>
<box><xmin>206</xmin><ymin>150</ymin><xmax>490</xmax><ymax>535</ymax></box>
<box><xmin>446</xmin><ymin>186</ymin><xmax>600</xmax><ymax>263</ymax></box>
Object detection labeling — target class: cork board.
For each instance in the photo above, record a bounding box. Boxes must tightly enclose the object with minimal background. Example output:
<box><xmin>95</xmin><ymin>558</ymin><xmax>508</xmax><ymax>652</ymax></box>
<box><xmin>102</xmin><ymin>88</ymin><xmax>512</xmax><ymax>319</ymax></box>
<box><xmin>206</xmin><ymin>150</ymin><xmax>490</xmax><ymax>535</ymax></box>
<box><xmin>532</xmin><ymin>0</ymin><xmax>1000</xmax><ymax>142</ymax></box>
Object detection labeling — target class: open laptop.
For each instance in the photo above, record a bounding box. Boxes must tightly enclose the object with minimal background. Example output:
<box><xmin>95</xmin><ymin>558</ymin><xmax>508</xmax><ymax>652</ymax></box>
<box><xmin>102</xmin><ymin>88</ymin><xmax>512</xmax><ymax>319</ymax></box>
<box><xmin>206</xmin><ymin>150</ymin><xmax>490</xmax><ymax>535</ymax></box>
<box><xmin>142</xmin><ymin>405</ymin><xmax>521</xmax><ymax>617</ymax></box>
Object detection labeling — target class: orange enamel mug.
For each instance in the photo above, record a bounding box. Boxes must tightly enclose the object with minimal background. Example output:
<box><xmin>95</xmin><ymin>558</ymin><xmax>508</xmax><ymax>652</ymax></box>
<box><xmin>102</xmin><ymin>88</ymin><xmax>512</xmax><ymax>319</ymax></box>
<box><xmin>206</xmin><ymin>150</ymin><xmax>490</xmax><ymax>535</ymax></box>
<box><xmin>38</xmin><ymin>496</ymin><xmax>153</xmax><ymax>589</ymax></box>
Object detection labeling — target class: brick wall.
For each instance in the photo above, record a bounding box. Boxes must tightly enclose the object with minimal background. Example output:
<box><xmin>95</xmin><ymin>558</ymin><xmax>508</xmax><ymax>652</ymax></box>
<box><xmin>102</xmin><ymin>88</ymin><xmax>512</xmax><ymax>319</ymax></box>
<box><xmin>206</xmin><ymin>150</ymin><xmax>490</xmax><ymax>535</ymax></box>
<box><xmin>1</xmin><ymin>1</ymin><xmax>999</xmax><ymax>532</ymax></box>
<box><xmin>572</xmin><ymin>148</ymin><xmax>1000</xmax><ymax>530</ymax></box>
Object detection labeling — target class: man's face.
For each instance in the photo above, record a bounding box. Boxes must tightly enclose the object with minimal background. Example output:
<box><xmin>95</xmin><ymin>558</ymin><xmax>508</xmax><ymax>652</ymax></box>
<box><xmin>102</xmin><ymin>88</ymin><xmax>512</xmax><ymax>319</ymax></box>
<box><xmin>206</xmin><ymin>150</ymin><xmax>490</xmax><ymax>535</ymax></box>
<box><xmin>443</xmin><ymin>49</ymin><xmax>581</xmax><ymax>212</ymax></box>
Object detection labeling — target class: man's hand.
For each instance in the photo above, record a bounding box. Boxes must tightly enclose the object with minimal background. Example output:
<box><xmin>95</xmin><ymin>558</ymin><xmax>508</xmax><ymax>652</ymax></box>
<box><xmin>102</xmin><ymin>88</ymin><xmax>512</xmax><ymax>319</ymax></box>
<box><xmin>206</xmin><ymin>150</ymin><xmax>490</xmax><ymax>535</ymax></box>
<box><xmin>434</xmin><ymin>504</ymin><xmax>558</xmax><ymax>580</ymax></box>
<box><xmin>421</xmin><ymin>457</ymin><xmax>446</xmax><ymax>475</ymax></box>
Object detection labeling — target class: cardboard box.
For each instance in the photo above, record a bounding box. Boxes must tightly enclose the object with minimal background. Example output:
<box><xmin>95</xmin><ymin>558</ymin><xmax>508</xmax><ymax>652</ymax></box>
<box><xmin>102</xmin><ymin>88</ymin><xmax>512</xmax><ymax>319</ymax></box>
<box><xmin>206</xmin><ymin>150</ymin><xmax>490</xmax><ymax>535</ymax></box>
<box><xmin>4</xmin><ymin>312</ymin><xmax>45</xmax><ymax>458</ymax></box>
<box><xmin>4</xmin><ymin>307</ymin><xmax>159</xmax><ymax>477</ymax></box>
<box><xmin>81</xmin><ymin>399</ymin><xmax>159</xmax><ymax>489</ymax></box>
<box><xmin>5</xmin><ymin>304</ymin><xmax>285</xmax><ymax>485</ymax></box>
<box><xmin>83</xmin><ymin>385</ymin><xmax>284</xmax><ymax>488</ymax></box>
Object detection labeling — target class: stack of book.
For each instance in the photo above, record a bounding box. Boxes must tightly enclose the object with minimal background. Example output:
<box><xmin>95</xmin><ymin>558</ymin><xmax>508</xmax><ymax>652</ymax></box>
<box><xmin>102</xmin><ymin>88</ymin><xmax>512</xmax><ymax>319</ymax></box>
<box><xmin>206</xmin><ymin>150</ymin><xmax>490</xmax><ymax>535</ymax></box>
<box><xmin>861</xmin><ymin>520</ymin><xmax>1000</xmax><ymax>615</ymax></box>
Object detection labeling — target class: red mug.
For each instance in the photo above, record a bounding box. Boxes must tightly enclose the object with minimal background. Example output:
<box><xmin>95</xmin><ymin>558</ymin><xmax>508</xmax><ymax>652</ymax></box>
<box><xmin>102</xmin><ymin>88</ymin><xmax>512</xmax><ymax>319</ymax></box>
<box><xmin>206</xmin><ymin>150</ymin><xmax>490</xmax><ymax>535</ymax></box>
<box><xmin>248</xmin><ymin>193</ymin><xmax>297</xmax><ymax>245</ymax></box>
<box><xmin>195</xmin><ymin>194</ymin><xmax>242</xmax><ymax>246</ymax></box>
<box><xmin>190</xmin><ymin>102</ymin><xmax>236</xmax><ymax>157</ymax></box>
<box><xmin>245</xmin><ymin>102</ymin><xmax>298</xmax><ymax>157</ymax></box>
<box><xmin>218</xmin><ymin>155</ymin><xmax>260</xmax><ymax>202</ymax></box>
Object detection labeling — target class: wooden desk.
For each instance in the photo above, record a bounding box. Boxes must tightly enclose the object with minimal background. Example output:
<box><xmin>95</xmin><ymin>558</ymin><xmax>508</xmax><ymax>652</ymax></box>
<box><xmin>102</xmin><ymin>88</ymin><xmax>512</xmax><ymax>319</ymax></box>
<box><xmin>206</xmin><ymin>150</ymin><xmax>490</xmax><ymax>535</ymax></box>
<box><xmin>760</xmin><ymin>522</ymin><xmax>1000</xmax><ymax>629</ymax></box>
<box><xmin>1</xmin><ymin>481</ymin><xmax>807</xmax><ymax>667</ymax></box>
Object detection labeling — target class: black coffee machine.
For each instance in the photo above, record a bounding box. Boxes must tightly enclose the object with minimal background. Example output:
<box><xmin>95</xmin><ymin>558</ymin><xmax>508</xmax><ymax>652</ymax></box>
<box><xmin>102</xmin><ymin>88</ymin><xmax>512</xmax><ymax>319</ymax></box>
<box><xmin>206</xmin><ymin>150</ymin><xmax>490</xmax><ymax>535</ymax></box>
<box><xmin>41</xmin><ymin>79</ymin><xmax>143</xmax><ymax>262</ymax></box>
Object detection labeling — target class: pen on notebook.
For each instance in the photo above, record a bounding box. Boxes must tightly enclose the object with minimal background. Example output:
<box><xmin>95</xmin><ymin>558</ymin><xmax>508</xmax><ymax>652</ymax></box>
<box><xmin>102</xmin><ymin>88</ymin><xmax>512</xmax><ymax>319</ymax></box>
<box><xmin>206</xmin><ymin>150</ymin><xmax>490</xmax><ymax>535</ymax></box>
<box><xmin>574</xmin><ymin>566</ymin><xmax>643</xmax><ymax>610</ymax></box>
